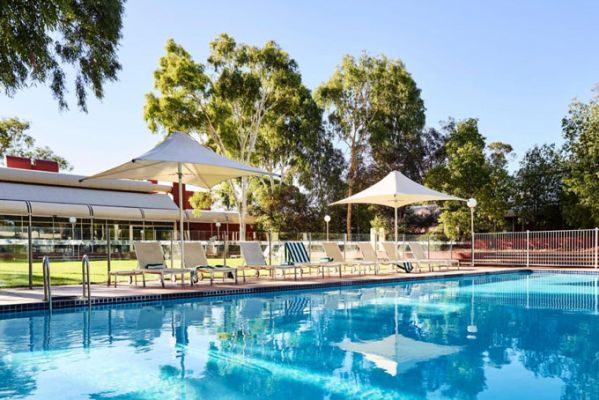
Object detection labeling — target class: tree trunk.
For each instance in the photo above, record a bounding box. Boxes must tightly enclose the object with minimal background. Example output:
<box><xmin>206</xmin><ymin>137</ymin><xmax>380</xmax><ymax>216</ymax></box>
<box><xmin>346</xmin><ymin>142</ymin><xmax>359</xmax><ymax>240</ymax></box>
<box><xmin>239</xmin><ymin>176</ymin><xmax>248</xmax><ymax>241</ymax></box>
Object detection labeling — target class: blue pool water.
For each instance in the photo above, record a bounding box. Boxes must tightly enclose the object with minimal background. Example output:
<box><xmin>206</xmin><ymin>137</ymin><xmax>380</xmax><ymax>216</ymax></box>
<box><xmin>1</xmin><ymin>271</ymin><xmax>599</xmax><ymax>399</ymax></box>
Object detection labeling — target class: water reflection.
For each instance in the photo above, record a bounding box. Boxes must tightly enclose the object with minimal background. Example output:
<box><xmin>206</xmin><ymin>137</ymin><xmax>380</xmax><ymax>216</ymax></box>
<box><xmin>1</xmin><ymin>272</ymin><xmax>599</xmax><ymax>399</ymax></box>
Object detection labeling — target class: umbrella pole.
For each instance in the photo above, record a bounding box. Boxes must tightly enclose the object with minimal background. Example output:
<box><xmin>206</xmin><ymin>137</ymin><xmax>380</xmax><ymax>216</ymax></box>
<box><xmin>178</xmin><ymin>163</ymin><xmax>185</xmax><ymax>269</ymax></box>
<box><xmin>394</xmin><ymin>207</ymin><xmax>398</xmax><ymax>256</ymax></box>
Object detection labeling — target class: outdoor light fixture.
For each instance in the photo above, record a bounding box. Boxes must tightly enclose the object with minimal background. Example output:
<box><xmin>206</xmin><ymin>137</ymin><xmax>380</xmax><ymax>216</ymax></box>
<box><xmin>215</xmin><ymin>221</ymin><xmax>222</xmax><ymax>238</ymax></box>
<box><xmin>467</xmin><ymin>198</ymin><xmax>477</xmax><ymax>267</ymax></box>
<box><xmin>69</xmin><ymin>217</ymin><xmax>77</xmax><ymax>258</ymax></box>
<box><xmin>324</xmin><ymin>215</ymin><xmax>331</xmax><ymax>241</ymax></box>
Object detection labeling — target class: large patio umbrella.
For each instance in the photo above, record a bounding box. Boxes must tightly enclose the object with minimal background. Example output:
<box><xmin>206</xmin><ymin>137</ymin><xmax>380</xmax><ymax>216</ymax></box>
<box><xmin>82</xmin><ymin>132</ymin><xmax>275</xmax><ymax>267</ymax></box>
<box><xmin>331</xmin><ymin>171</ymin><xmax>464</xmax><ymax>243</ymax></box>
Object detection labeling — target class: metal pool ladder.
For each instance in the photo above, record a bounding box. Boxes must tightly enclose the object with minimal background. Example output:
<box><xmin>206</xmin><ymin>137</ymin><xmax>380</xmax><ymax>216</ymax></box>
<box><xmin>82</xmin><ymin>255</ymin><xmax>91</xmax><ymax>306</ymax></box>
<box><xmin>42</xmin><ymin>256</ymin><xmax>52</xmax><ymax>313</ymax></box>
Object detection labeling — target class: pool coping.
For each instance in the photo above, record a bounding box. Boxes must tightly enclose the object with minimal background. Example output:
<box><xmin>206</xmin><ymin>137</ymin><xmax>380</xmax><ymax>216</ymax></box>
<box><xmin>0</xmin><ymin>267</ymin><xmax>587</xmax><ymax>315</ymax></box>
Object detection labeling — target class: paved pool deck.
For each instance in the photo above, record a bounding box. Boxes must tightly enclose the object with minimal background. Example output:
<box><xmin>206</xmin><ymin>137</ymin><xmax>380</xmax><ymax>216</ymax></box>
<box><xmin>0</xmin><ymin>266</ymin><xmax>576</xmax><ymax>314</ymax></box>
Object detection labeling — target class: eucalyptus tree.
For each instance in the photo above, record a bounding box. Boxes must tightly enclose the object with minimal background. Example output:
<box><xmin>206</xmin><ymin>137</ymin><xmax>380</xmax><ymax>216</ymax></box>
<box><xmin>0</xmin><ymin>117</ymin><xmax>71</xmax><ymax>170</ymax></box>
<box><xmin>514</xmin><ymin>144</ymin><xmax>566</xmax><ymax>229</ymax></box>
<box><xmin>425</xmin><ymin>119</ymin><xmax>512</xmax><ymax>238</ymax></box>
<box><xmin>561</xmin><ymin>90</ymin><xmax>599</xmax><ymax>226</ymax></box>
<box><xmin>0</xmin><ymin>0</ymin><xmax>124</xmax><ymax>111</ymax></box>
<box><xmin>144</xmin><ymin>35</ymin><xmax>322</xmax><ymax>238</ymax></box>
<box><xmin>316</xmin><ymin>53</ymin><xmax>425</xmax><ymax>236</ymax></box>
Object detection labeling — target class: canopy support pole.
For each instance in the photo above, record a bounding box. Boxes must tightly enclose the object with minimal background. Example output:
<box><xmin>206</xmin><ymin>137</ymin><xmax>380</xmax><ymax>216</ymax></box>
<box><xmin>178</xmin><ymin>163</ymin><xmax>185</xmax><ymax>269</ymax></box>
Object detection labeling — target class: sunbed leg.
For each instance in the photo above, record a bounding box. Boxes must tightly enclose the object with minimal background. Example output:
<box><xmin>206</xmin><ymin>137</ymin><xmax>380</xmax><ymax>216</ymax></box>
<box><xmin>235</xmin><ymin>271</ymin><xmax>238</xmax><ymax>285</ymax></box>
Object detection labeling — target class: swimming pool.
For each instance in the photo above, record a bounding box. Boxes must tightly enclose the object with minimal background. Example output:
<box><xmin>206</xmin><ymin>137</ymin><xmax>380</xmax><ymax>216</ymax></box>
<box><xmin>1</xmin><ymin>271</ymin><xmax>598</xmax><ymax>399</ymax></box>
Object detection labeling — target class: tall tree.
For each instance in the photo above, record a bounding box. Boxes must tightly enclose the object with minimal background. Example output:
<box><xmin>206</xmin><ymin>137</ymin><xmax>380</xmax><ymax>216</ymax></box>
<box><xmin>0</xmin><ymin>0</ymin><xmax>125</xmax><ymax>111</ymax></box>
<box><xmin>561</xmin><ymin>91</ymin><xmax>599</xmax><ymax>226</ymax></box>
<box><xmin>514</xmin><ymin>144</ymin><xmax>566</xmax><ymax>229</ymax></box>
<box><xmin>144</xmin><ymin>35</ymin><xmax>323</xmax><ymax>238</ymax></box>
<box><xmin>425</xmin><ymin>119</ymin><xmax>512</xmax><ymax>239</ymax></box>
<box><xmin>0</xmin><ymin>117</ymin><xmax>71</xmax><ymax>170</ymax></box>
<box><xmin>316</xmin><ymin>53</ymin><xmax>425</xmax><ymax>236</ymax></box>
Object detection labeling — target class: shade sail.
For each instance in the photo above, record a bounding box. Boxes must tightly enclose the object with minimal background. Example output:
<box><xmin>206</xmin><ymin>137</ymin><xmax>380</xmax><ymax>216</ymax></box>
<box><xmin>83</xmin><ymin>132</ymin><xmax>275</xmax><ymax>268</ymax></box>
<box><xmin>332</xmin><ymin>170</ymin><xmax>463</xmax><ymax>208</ymax></box>
<box><xmin>332</xmin><ymin>171</ymin><xmax>465</xmax><ymax>243</ymax></box>
<box><xmin>83</xmin><ymin>132</ymin><xmax>277</xmax><ymax>188</ymax></box>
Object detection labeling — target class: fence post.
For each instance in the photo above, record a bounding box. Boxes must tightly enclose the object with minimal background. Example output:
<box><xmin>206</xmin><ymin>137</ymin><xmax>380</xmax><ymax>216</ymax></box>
<box><xmin>427</xmin><ymin>235</ymin><xmax>431</xmax><ymax>259</ymax></box>
<box><xmin>308</xmin><ymin>233</ymin><xmax>312</xmax><ymax>261</ymax></box>
<box><xmin>343</xmin><ymin>233</ymin><xmax>347</xmax><ymax>261</ymax></box>
<box><xmin>27</xmin><ymin>212</ymin><xmax>33</xmax><ymax>289</ymax></box>
<box><xmin>268</xmin><ymin>231</ymin><xmax>272</xmax><ymax>266</ymax></box>
<box><xmin>594</xmin><ymin>227</ymin><xmax>598</xmax><ymax>269</ymax></box>
<box><xmin>526</xmin><ymin>230</ymin><xmax>530</xmax><ymax>268</ymax></box>
<box><xmin>106</xmin><ymin>222</ymin><xmax>112</xmax><ymax>282</ymax></box>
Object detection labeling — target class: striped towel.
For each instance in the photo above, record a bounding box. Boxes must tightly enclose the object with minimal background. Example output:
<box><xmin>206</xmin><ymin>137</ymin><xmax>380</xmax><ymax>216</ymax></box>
<box><xmin>285</xmin><ymin>242</ymin><xmax>311</xmax><ymax>264</ymax></box>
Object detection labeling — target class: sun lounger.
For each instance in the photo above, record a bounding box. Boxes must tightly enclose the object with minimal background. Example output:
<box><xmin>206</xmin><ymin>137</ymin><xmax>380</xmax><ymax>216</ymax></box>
<box><xmin>322</xmin><ymin>242</ymin><xmax>377</xmax><ymax>275</ymax></box>
<box><xmin>183</xmin><ymin>242</ymin><xmax>239</xmax><ymax>285</ymax></box>
<box><xmin>357</xmin><ymin>242</ymin><xmax>408</xmax><ymax>274</ymax></box>
<box><xmin>381</xmin><ymin>242</ymin><xmax>424</xmax><ymax>273</ymax></box>
<box><xmin>239</xmin><ymin>242</ymin><xmax>302</xmax><ymax>280</ymax></box>
<box><xmin>408</xmin><ymin>242</ymin><xmax>460</xmax><ymax>271</ymax></box>
<box><xmin>284</xmin><ymin>241</ymin><xmax>343</xmax><ymax>278</ymax></box>
<box><xmin>132</xmin><ymin>241</ymin><xmax>196</xmax><ymax>288</ymax></box>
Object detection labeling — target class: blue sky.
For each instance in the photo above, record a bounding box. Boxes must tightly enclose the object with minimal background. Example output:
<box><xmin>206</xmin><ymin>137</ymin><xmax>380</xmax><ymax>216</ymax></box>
<box><xmin>1</xmin><ymin>0</ymin><xmax>598</xmax><ymax>175</ymax></box>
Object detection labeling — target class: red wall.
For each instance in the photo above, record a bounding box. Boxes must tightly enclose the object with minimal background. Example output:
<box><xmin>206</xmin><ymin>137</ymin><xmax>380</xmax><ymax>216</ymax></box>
<box><xmin>5</xmin><ymin>155</ymin><xmax>59</xmax><ymax>172</ymax></box>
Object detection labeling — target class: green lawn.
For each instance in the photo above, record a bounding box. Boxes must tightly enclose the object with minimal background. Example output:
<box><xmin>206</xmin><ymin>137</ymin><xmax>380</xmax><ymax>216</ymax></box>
<box><xmin>0</xmin><ymin>258</ymin><xmax>244</xmax><ymax>288</ymax></box>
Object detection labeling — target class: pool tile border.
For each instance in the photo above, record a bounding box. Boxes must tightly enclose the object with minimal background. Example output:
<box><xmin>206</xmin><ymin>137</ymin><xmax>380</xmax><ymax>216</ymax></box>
<box><xmin>0</xmin><ymin>268</ymin><xmax>542</xmax><ymax>315</ymax></box>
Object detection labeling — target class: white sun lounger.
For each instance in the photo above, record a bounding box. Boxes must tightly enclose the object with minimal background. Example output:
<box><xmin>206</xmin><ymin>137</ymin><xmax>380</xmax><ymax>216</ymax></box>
<box><xmin>183</xmin><ymin>242</ymin><xmax>239</xmax><ymax>285</ymax></box>
<box><xmin>240</xmin><ymin>242</ymin><xmax>302</xmax><ymax>280</ymax></box>
<box><xmin>381</xmin><ymin>242</ymin><xmax>427</xmax><ymax>273</ymax></box>
<box><xmin>408</xmin><ymin>242</ymin><xmax>460</xmax><ymax>271</ymax></box>
<box><xmin>322</xmin><ymin>242</ymin><xmax>377</xmax><ymax>275</ymax></box>
<box><xmin>132</xmin><ymin>241</ymin><xmax>196</xmax><ymax>287</ymax></box>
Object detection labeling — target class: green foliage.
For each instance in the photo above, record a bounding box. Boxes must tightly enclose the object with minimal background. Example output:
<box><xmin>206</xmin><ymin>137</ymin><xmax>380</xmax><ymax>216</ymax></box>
<box><xmin>144</xmin><ymin>35</ymin><xmax>333</xmax><ymax>235</ymax></box>
<box><xmin>0</xmin><ymin>117</ymin><xmax>72</xmax><ymax>170</ymax></box>
<box><xmin>251</xmin><ymin>182</ymin><xmax>313</xmax><ymax>232</ymax></box>
<box><xmin>514</xmin><ymin>144</ymin><xmax>567</xmax><ymax>229</ymax></box>
<box><xmin>0</xmin><ymin>0</ymin><xmax>124</xmax><ymax>111</ymax></box>
<box><xmin>316</xmin><ymin>53</ymin><xmax>426</xmax><ymax>235</ymax></box>
<box><xmin>189</xmin><ymin>192</ymin><xmax>212</xmax><ymax>217</ymax></box>
<box><xmin>425</xmin><ymin>119</ymin><xmax>513</xmax><ymax>239</ymax></box>
<box><xmin>561</xmin><ymin>92</ymin><xmax>599</xmax><ymax>226</ymax></box>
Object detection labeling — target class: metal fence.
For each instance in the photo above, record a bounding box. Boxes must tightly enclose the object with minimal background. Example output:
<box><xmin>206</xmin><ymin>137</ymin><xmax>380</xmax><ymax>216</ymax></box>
<box><xmin>474</xmin><ymin>228</ymin><xmax>599</xmax><ymax>268</ymax></box>
<box><xmin>0</xmin><ymin>224</ymin><xmax>470</xmax><ymax>288</ymax></box>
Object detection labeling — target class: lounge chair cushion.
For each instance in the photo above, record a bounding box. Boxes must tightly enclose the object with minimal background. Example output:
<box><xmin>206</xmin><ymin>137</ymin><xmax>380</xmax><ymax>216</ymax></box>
<box><xmin>145</xmin><ymin>263</ymin><xmax>166</xmax><ymax>270</ymax></box>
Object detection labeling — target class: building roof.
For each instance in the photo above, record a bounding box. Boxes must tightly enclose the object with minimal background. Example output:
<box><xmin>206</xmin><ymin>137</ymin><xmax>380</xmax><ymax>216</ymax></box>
<box><xmin>0</xmin><ymin>167</ymin><xmax>251</xmax><ymax>223</ymax></box>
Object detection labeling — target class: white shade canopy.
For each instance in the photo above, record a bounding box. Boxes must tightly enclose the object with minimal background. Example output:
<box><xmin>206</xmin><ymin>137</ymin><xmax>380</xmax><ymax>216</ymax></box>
<box><xmin>83</xmin><ymin>132</ymin><xmax>275</xmax><ymax>269</ymax></box>
<box><xmin>82</xmin><ymin>132</ymin><xmax>276</xmax><ymax>188</ymax></box>
<box><xmin>332</xmin><ymin>170</ymin><xmax>464</xmax><ymax>209</ymax></box>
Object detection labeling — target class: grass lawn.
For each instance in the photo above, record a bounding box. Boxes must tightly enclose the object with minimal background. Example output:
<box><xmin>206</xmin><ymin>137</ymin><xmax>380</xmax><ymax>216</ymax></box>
<box><xmin>0</xmin><ymin>258</ymin><xmax>245</xmax><ymax>288</ymax></box>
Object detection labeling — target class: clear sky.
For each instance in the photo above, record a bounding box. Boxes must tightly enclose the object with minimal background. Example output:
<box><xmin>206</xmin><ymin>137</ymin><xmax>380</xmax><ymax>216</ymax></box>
<box><xmin>1</xmin><ymin>0</ymin><xmax>598</xmax><ymax>175</ymax></box>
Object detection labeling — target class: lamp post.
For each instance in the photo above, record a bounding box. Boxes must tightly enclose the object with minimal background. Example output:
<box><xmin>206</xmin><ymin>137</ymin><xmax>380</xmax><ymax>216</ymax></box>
<box><xmin>324</xmin><ymin>215</ymin><xmax>331</xmax><ymax>241</ymax></box>
<box><xmin>467</xmin><ymin>198</ymin><xmax>477</xmax><ymax>267</ymax></box>
<box><xmin>69</xmin><ymin>216</ymin><xmax>77</xmax><ymax>259</ymax></box>
<box><xmin>215</xmin><ymin>222</ymin><xmax>221</xmax><ymax>240</ymax></box>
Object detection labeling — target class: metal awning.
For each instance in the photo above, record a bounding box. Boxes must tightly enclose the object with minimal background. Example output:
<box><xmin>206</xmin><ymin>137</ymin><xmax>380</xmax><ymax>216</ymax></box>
<box><xmin>0</xmin><ymin>181</ymin><xmax>177</xmax><ymax>220</ymax></box>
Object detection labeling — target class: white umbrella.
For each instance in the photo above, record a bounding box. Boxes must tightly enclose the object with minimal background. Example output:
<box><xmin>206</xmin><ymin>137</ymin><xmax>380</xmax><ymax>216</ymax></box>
<box><xmin>331</xmin><ymin>171</ymin><xmax>464</xmax><ymax>243</ymax></box>
<box><xmin>82</xmin><ymin>132</ymin><xmax>275</xmax><ymax>267</ymax></box>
